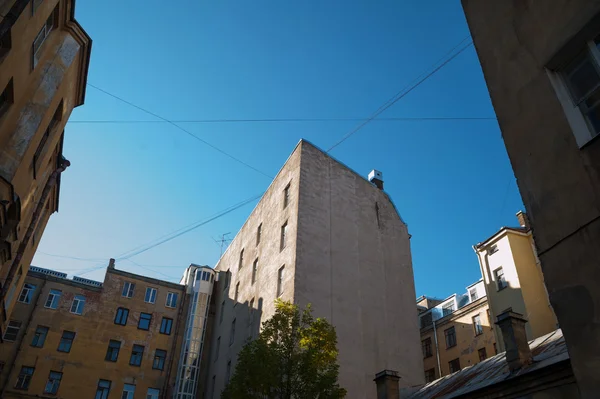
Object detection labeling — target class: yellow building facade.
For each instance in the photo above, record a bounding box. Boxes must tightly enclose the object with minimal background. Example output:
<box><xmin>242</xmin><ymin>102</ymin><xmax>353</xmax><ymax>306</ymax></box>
<box><xmin>418</xmin><ymin>281</ymin><xmax>496</xmax><ymax>381</ymax></box>
<box><xmin>0</xmin><ymin>0</ymin><xmax>91</xmax><ymax>339</ymax></box>
<box><xmin>474</xmin><ymin>212</ymin><xmax>558</xmax><ymax>352</ymax></box>
<box><xmin>0</xmin><ymin>262</ymin><xmax>188</xmax><ymax>398</ymax></box>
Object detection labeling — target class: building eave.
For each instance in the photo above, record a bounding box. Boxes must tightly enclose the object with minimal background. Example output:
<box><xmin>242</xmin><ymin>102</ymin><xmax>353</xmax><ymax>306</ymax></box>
<box><xmin>65</xmin><ymin>0</ymin><xmax>92</xmax><ymax>107</ymax></box>
<box><xmin>474</xmin><ymin>227</ymin><xmax>530</xmax><ymax>250</ymax></box>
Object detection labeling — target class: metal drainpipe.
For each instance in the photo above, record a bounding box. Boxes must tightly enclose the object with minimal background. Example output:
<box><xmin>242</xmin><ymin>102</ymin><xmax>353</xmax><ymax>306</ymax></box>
<box><xmin>0</xmin><ymin>159</ymin><xmax>70</xmax><ymax>306</ymax></box>
<box><xmin>432</xmin><ymin>318</ymin><xmax>442</xmax><ymax>379</ymax></box>
<box><xmin>0</xmin><ymin>279</ymin><xmax>46</xmax><ymax>395</ymax></box>
<box><xmin>162</xmin><ymin>285</ymin><xmax>187</xmax><ymax>399</ymax></box>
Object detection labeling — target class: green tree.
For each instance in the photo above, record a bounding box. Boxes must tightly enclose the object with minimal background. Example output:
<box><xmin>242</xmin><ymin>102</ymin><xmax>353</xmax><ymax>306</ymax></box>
<box><xmin>222</xmin><ymin>300</ymin><xmax>346</xmax><ymax>399</ymax></box>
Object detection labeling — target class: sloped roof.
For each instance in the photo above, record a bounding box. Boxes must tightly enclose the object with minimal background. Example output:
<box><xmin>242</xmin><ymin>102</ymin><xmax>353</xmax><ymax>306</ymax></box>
<box><xmin>404</xmin><ymin>329</ymin><xmax>568</xmax><ymax>399</ymax></box>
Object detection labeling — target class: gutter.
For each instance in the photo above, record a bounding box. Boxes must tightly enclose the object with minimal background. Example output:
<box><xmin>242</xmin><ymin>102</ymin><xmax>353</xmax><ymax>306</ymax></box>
<box><xmin>432</xmin><ymin>319</ymin><xmax>442</xmax><ymax>379</ymax></box>
<box><xmin>162</xmin><ymin>285</ymin><xmax>187</xmax><ymax>399</ymax></box>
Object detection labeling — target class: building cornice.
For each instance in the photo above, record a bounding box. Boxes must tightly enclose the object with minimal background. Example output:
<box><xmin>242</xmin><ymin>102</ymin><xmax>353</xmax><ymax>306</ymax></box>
<box><xmin>420</xmin><ymin>296</ymin><xmax>489</xmax><ymax>334</ymax></box>
<box><xmin>64</xmin><ymin>0</ymin><xmax>92</xmax><ymax>107</ymax></box>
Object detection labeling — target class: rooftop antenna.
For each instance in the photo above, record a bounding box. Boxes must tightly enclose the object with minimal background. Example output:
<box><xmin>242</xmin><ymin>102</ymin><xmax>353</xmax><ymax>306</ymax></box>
<box><xmin>213</xmin><ymin>233</ymin><xmax>232</xmax><ymax>256</ymax></box>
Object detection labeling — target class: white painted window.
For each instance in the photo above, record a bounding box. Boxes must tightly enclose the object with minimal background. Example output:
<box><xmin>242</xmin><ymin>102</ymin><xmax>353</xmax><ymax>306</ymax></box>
<box><xmin>146</xmin><ymin>388</ymin><xmax>160</xmax><ymax>399</ymax></box>
<box><xmin>45</xmin><ymin>289</ymin><xmax>61</xmax><ymax>309</ymax></box>
<box><xmin>487</xmin><ymin>244</ymin><xmax>498</xmax><ymax>256</ymax></box>
<box><xmin>277</xmin><ymin>265</ymin><xmax>285</xmax><ymax>297</ymax></box>
<box><xmin>144</xmin><ymin>287</ymin><xmax>157</xmax><ymax>304</ymax></box>
<box><xmin>469</xmin><ymin>288</ymin><xmax>478</xmax><ymax>302</ymax></box>
<box><xmin>18</xmin><ymin>283</ymin><xmax>36</xmax><ymax>304</ymax></box>
<box><xmin>165</xmin><ymin>292</ymin><xmax>178</xmax><ymax>308</ymax></box>
<box><xmin>122</xmin><ymin>383</ymin><xmax>135</xmax><ymax>399</ymax></box>
<box><xmin>548</xmin><ymin>35</ymin><xmax>600</xmax><ymax>147</ymax></box>
<box><xmin>70</xmin><ymin>295</ymin><xmax>85</xmax><ymax>315</ymax></box>
<box><xmin>494</xmin><ymin>267</ymin><xmax>507</xmax><ymax>291</ymax></box>
<box><xmin>122</xmin><ymin>282</ymin><xmax>135</xmax><ymax>298</ymax></box>
<box><xmin>3</xmin><ymin>320</ymin><xmax>21</xmax><ymax>341</ymax></box>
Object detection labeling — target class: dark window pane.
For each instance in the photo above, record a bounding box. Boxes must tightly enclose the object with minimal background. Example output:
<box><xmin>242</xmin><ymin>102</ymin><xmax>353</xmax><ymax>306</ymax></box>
<box><xmin>160</xmin><ymin>318</ymin><xmax>173</xmax><ymax>335</ymax></box>
<box><xmin>138</xmin><ymin>313</ymin><xmax>152</xmax><ymax>330</ymax></box>
<box><xmin>130</xmin><ymin>345</ymin><xmax>144</xmax><ymax>366</ymax></box>
<box><xmin>31</xmin><ymin>326</ymin><xmax>49</xmax><ymax>348</ymax></box>
<box><xmin>564</xmin><ymin>51</ymin><xmax>600</xmax><ymax>103</ymax></box>
<box><xmin>105</xmin><ymin>340</ymin><xmax>121</xmax><ymax>362</ymax></box>
<box><xmin>58</xmin><ymin>331</ymin><xmax>75</xmax><ymax>353</ymax></box>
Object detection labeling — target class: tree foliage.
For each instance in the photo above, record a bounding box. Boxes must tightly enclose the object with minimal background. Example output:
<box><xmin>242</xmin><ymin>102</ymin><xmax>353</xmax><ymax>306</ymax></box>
<box><xmin>222</xmin><ymin>300</ymin><xmax>346</xmax><ymax>399</ymax></box>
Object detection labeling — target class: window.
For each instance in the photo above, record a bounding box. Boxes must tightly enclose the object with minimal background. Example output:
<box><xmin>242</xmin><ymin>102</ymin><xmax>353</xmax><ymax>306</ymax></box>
<box><xmin>444</xmin><ymin>327</ymin><xmax>456</xmax><ymax>348</ymax></box>
<box><xmin>277</xmin><ymin>265</ymin><xmax>285</xmax><ymax>297</ymax></box>
<box><xmin>493</xmin><ymin>343</ymin><xmax>498</xmax><ymax>354</ymax></box>
<box><xmin>153</xmin><ymin>349</ymin><xmax>166</xmax><ymax>370</ymax></box>
<box><xmin>226</xmin><ymin>360</ymin><xmax>232</xmax><ymax>384</ymax></box>
<box><xmin>469</xmin><ymin>288</ymin><xmax>478</xmax><ymax>302</ymax></box>
<box><xmin>45</xmin><ymin>289</ymin><xmax>61</xmax><ymax>309</ymax></box>
<box><xmin>448</xmin><ymin>358</ymin><xmax>461</xmax><ymax>374</ymax></box>
<box><xmin>160</xmin><ymin>317</ymin><xmax>173</xmax><ymax>335</ymax></box>
<box><xmin>223</xmin><ymin>270</ymin><xmax>230</xmax><ymax>291</ymax></box>
<box><xmin>18</xmin><ymin>283</ymin><xmax>36</xmax><ymax>304</ymax></box>
<box><xmin>230</xmin><ymin>318</ymin><xmax>236</xmax><ymax>345</ymax></box>
<box><xmin>57</xmin><ymin>331</ymin><xmax>75</xmax><ymax>352</ymax></box>
<box><xmin>234</xmin><ymin>282</ymin><xmax>240</xmax><ymax>303</ymax></box>
<box><xmin>478</xmin><ymin>347</ymin><xmax>488</xmax><ymax>362</ymax></box>
<box><xmin>138</xmin><ymin>312</ymin><xmax>152</xmax><ymax>330</ymax></box>
<box><xmin>165</xmin><ymin>292</ymin><xmax>178</xmax><ymax>308</ymax></box>
<box><xmin>44</xmin><ymin>371</ymin><xmax>62</xmax><ymax>394</ymax></box>
<box><xmin>114</xmin><ymin>307</ymin><xmax>129</xmax><ymax>325</ymax></box>
<box><xmin>494</xmin><ymin>267</ymin><xmax>507</xmax><ymax>290</ymax></box>
<box><xmin>3</xmin><ymin>320</ymin><xmax>21</xmax><ymax>341</ymax></box>
<box><xmin>442</xmin><ymin>302</ymin><xmax>454</xmax><ymax>317</ymax></box>
<box><xmin>130</xmin><ymin>344</ymin><xmax>144</xmax><ymax>366</ymax></box>
<box><xmin>122</xmin><ymin>282</ymin><xmax>135</xmax><ymax>298</ymax></box>
<box><xmin>239</xmin><ymin>249</ymin><xmax>244</xmax><ymax>269</ymax></box>
<box><xmin>95</xmin><ymin>379</ymin><xmax>111</xmax><ymax>399</ymax></box>
<box><xmin>147</xmin><ymin>388</ymin><xmax>160</xmax><ymax>399</ymax></box>
<box><xmin>31</xmin><ymin>325</ymin><xmax>49</xmax><ymax>347</ymax></box>
<box><xmin>145</xmin><ymin>287</ymin><xmax>157</xmax><ymax>304</ymax></box>
<box><xmin>256</xmin><ymin>223</ymin><xmax>262</xmax><ymax>245</ymax></box>
<box><xmin>32</xmin><ymin>5</ymin><xmax>58</xmax><ymax>68</ymax></box>
<box><xmin>252</xmin><ymin>258</ymin><xmax>258</xmax><ymax>284</ymax></box>
<box><xmin>15</xmin><ymin>366</ymin><xmax>34</xmax><ymax>390</ymax></box>
<box><xmin>487</xmin><ymin>309</ymin><xmax>492</xmax><ymax>325</ymax></box>
<box><xmin>422</xmin><ymin>338</ymin><xmax>432</xmax><ymax>358</ymax></box>
<box><xmin>70</xmin><ymin>295</ymin><xmax>85</xmax><ymax>315</ymax></box>
<box><xmin>249</xmin><ymin>298</ymin><xmax>255</xmax><ymax>338</ymax></box>
<box><xmin>220</xmin><ymin>301</ymin><xmax>225</xmax><ymax>324</ymax></box>
<box><xmin>424</xmin><ymin>368</ymin><xmax>436</xmax><ymax>383</ymax></box>
<box><xmin>32</xmin><ymin>101</ymin><xmax>61</xmax><ymax>179</ymax></box>
<box><xmin>473</xmin><ymin>314</ymin><xmax>483</xmax><ymax>336</ymax></box>
<box><xmin>0</xmin><ymin>78</ymin><xmax>13</xmax><ymax>119</ymax></box>
<box><xmin>105</xmin><ymin>340</ymin><xmax>121</xmax><ymax>362</ymax></box>
<box><xmin>487</xmin><ymin>244</ymin><xmax>498</xmax><ymax>255</ymax></box>
<box><xmin>0</xmin><ymin>30</ymin><xmax>11</xmax><ymax>61</ymax></box>
<box><xmin>280</xmin><ymin>222</ymin><xmax>288</xmax><ymax>250</ymax></box>
<box><xmin>215</xmin><ymin>336</ymin><xmax>221</xmax><ymax>360</ymax></box>
<box><xmin>283</xmin><ymin>183</ymin><xmax>290</xmax><ymax>208</ymax></box>
<box><xmin>122</xmin><ymin>384</ymin><xmax>135</xmax><ymax>399</ymax></box>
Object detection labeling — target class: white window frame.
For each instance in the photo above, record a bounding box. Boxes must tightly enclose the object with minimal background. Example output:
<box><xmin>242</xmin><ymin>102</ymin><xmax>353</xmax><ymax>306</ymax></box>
<box><xmin>122</xmin><ymin>282</ymin><xmax>135</xmax><ymax>298</ymax></box>
<box><xmin>147</xmin><ymin>388</ymin><xmax>160</xmax><ymax>399</ymax></box>
<box><xmin>122</xmin><ymin>383</ymin><xmax>135</xmax><ymax>399</ymax></box>
<box><xmin>3</xmin><ymin>320</ymin><xmax>21</xmax><ymax>341</ymax></box>
<box><xmin>32</xmin><ymin>6</ymin><xmax>57</xmax><ymax>69</ymax></box>
<box><xmin>70</xmin><ymin>295</ymin><xmax>85</xmax><ymax>315</ymax></box>
<box><xmin>548</xmin><ymin>38</ymin><xmax>600</xmax><ymax>147</ymax></box>
<box><xmin>45</xmin><ymin>289</ymin><xmax>61</xmax><ymax>309</ymax></box>
<box><xmin>144</xmin><ymin>287</ymin><xmax>157</xmax><ymax>304</ymax></box>
<box><xmin>165</xmin><ymin>292</ymin><xmax>177</xmax><ymax>308</ymax></box>
<box><xmin>18</xmin><ymin>283</ymin><xmax>36</xmax><ymax>304</ymax></box>
<box><xmin>469</xmin><ymin>288</ymin><xmax>478</xmax><ymax>302</ymax></box>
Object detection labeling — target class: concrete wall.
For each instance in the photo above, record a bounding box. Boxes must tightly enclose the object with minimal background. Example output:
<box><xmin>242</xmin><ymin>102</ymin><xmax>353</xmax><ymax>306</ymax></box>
<box><xmin>0</xmin><ymin>267</ymin><xmax>186</xmax><ymax>398</ymax></box>
<box><xmin>462</xmin><ymin>1</ymin><xmax>600</xmax><ymax>394</ymax></box>
<box><xmin>294</xmin><ymin>141</ymin><xmax>423</xmax><ymax>397</ymax></box>
<box><xmin>421</xmin><ymin>298</ymin><xmax>495</xmax><ymax>380</ymax></box>
<box><xmin>0</xmin><ymin>0</ymin><xmax>91</xmax><ymax>336</ymax></box>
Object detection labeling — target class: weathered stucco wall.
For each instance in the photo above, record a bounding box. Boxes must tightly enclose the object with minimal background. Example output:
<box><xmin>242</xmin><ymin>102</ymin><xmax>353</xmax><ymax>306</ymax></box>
<box><xmin>294</xmin><ymin>141</ymin><xmax>423</xmax><ymax>397</ymax></box>
<box><xmin>462</xmin><ymin>0</ymin><xmax>600</xmax><ymax>395</ymax></box>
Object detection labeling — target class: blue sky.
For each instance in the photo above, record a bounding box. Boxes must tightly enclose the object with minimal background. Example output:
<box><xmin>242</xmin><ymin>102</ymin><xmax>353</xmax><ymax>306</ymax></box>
<box><xmin>33</xmin><ymin>0</ymin><xmax>523</xmax><ymax>299</ymax></box>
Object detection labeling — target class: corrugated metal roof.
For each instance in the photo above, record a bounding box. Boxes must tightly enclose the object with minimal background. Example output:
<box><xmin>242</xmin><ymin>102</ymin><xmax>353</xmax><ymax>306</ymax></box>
<box><xmin>404</xmin><ymin>329</ymin><xmax>568</xmax><ymax>399</ymax></box>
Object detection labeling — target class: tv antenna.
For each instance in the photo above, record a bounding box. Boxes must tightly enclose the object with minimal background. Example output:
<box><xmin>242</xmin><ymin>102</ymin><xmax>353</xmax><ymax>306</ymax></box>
<box><xmin>213</xmin><ymin>233</ymin><xmax>232</xmax><ymax>256</ymax></box>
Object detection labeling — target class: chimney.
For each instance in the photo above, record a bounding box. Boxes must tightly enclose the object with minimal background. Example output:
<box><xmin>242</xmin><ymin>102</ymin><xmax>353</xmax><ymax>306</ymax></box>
<box><xmin>368</xmin><ymin>170</ymin><xmax>384</xmax><ymax>190</ymax></box>
<box><xmin>374</xmin><ymin>370</ymin><xmax>400</xmax><ymax>399</ymax></box>
<box><xmin>108</xmin><ymin>258</ymin><xmax>115</xmax><ymax>269</ymax></box>
<box><xmin>516</xmin><ymin>211</ymin><xmax>530</xmax><ymax>229</ymax></box>
<box><xmin>495</xmin><ymin>310</ymin><xmax>533</xmax><ymax>371</ymax></box>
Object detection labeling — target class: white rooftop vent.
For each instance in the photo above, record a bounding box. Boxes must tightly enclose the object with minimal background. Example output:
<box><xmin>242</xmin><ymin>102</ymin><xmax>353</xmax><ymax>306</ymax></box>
<box><xmin>368</xmin><ymin>169</ymin><xmax>384</xmax><ymax>190</ymax></box>
<box><xmin>29</xmin><ymin>266</ymin><xmax>67</xmax><ymax>279</ymax></box>
<box><xmin>73</xmin><ymin>276</ymin><xmax>103</xmax><ymax>287</ymax></box>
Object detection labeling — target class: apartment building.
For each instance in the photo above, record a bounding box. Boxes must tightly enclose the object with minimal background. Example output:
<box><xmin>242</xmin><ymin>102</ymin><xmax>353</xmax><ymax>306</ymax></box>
<box><xmin>202</xmin><ymin>139</ymin><xmax>423</xmax><ymax>398</ymax></box>
<box><xmin>418</xmin><ymin>280</ymin><xmax>496</xmax><ymax>382</ymax></box>
<box><xmin>0</xmin><ymin>0</ymin><xmax>92</xmax><ymax>339</ymax></box>
<box><xmin>473</xmin><ymin>212</ymin><xmax>557</xmax><ymax>352</ymax></box>
<box><xmin>0</xmin><ymin>261</ymin><xmax>214</xmax><ymax>399</ymax></box>
<box><xmin>462</xmin><ymin>1</ymin><xmax>600</xmax><ymax>395</ymax></box>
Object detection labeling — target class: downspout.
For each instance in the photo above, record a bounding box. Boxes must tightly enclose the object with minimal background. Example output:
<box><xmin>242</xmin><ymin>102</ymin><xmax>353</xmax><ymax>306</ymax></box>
<box><xmin>0</xmin><ymin>158</ymin><xmax>70</xmax><ymax>306</ymax></box>
<box><xmin>0</xmin><ymin>279</ymin><xmax>46</xmax><ymax>395</ymax></box>
<box><xmin>162</xmin><ymin>285</ymin><xmax>187</xmax><ymax>399</ymax></box>
<box><xmin>432</xmin><ymin>318</ymin><xmax>442</xmax><ymax>379</ymax></box>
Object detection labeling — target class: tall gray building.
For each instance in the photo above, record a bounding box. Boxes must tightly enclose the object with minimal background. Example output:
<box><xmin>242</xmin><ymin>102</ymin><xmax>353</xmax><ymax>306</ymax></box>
<box><xmin>201</xmin><ymin>140</ymin><xmax>423</xmax><ymax>398</ymax></box>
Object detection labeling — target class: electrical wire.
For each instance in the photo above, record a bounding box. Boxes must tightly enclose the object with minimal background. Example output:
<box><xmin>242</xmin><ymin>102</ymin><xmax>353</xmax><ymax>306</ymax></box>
<box><xmin>86</xmin><ymin>83</ymin><xmax>274</xmax><ymax>180</ymax></box>
<box><xmin>327</xmin><ymin>38</ymin><xmax>474</xmax><ymax>153</ymax></box>
<box><xmin>67</xmin><ymin>117</ymin><xmax>496</xmax><ymax>124</ymax></box>
<box><xmin>37</xmin><ymin>251</ymin><xmax>107</xmax><ymax>262</ymax></box>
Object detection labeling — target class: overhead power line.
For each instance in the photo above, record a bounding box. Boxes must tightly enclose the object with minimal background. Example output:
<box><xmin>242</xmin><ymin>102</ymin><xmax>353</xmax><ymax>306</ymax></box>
<box><xmin>86</xmin><ymin>83</ymin><xmax>274</xmax><ymax>180</ymax></box>
<box><xmin>116</xmin><ymin>193</ymin><xmax>263</xmax><ymax>260</ymax></box>
<box><xmin>67</xmin><ymin>117</ymin><xmax>496</xmax><ymax>124</ymax></box>
<box><xmin>327</xmin><ymin>38</ymin><xmax>474</xmax><ymax>153</ymax></box>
